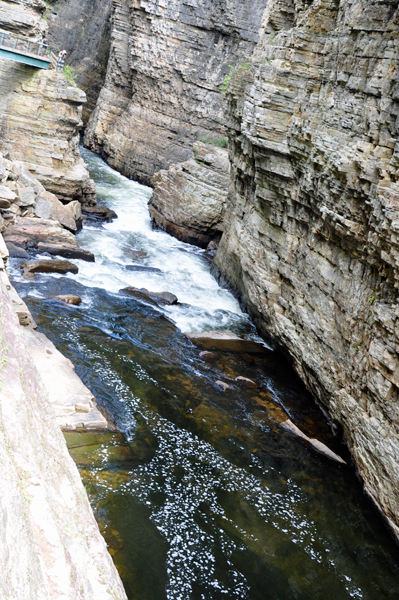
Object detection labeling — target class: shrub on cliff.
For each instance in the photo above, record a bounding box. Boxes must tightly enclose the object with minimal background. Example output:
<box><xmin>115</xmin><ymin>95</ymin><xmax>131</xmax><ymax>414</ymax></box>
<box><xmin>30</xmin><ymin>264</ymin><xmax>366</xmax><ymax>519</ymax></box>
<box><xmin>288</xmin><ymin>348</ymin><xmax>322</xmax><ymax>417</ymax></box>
<box><xmin>63</xmin><ymin>65</ymin><xmax>77</xmax><ymax>86</ymax></box>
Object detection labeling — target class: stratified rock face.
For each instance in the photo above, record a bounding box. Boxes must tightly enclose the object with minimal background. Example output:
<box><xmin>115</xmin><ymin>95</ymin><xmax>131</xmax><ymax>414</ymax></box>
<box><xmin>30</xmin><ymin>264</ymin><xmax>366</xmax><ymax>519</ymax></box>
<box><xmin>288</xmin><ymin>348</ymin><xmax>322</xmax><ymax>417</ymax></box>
<box><xmin>0</xmin><ymin>0</ymin><xmax>44</xmax><ymax>37</ymax></box>
<box><xmin>214</xmin><ymin>0</ymin><xmax>399</xmax><ymax>540</ymax></box>
<box><xmin>84</xmin><ymin>0</ymin><xmax>268</xmax><ymax>184</ymax></box>
<box><xmin>0</xmin><ymin>265</ymin><xmax>127</xmax><ymax>599</ymax></box>
<box><xmin>150</xmin><ymin>141</ymin><xmax>230</xmax><ymax>247</ymax></box>
<box><xmin>46</xmin><ymin>0</ymin><xmax>112</xmax><ymax>124</ymax></box>
<box><xmin>0</xmin><ymin>0</ymin><xmax>96</xmax><ymax>204</ymax></box>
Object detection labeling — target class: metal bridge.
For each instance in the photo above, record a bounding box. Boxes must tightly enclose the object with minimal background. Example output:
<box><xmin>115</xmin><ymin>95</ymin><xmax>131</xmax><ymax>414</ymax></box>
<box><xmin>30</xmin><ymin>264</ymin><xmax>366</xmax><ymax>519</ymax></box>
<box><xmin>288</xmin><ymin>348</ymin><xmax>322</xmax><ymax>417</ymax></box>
<box><xmin>0</xmin><ymin>30</ymin><xmax>52</xmax><ymax>69</ymax></box>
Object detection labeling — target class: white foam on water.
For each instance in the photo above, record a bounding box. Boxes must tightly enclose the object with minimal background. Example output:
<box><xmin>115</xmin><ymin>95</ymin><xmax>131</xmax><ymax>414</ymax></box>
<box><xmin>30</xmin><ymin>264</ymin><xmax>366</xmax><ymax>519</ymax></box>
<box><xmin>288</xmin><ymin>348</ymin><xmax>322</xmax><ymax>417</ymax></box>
<box><xmin>75</xmin><ymin>148</ymin><xmax>249</xmax><ymax>333</ymax></box>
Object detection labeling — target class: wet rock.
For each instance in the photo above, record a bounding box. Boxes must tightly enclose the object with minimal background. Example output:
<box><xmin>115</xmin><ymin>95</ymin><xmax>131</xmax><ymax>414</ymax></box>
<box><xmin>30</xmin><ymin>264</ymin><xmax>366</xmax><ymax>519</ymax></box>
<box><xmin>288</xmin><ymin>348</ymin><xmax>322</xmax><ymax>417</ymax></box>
<box><xmin>199</xmin><ymin>351</ymin><xmax>216</xmax><ymax>361</ymax></box>
<box><xmin>215</xmin><ymin>380</ymin><xmax>232</xmax><ymax>392</ymax></box>
<box><xmin>206</xmin><ymin>239</ymin><xmax>219</xmax><ymax>257</ymax></box>
<box><xmin>35</xmin><ymin>191</ymin><xmax>78</xmax><ymax>232</ymax></box>
<box><xmin>120</xmin><ymin>286</ymin><xmax>178</xmax><ymax>305</ymax></box>
<box><xmin>20</xmin><ymin>259</ymin><xmax>79</xmax><ymax>277</ymax></box>
<box><xmin>184</xmin><ymin>330</ymin><xmax>267</xmax><ymax>353</ymax></box>
<box><xmin>56</xmin><ymin>294</ymin><xmax>82</xmax><ymax>306</ymax></box>
<box><xmin>280</xmin><ymin>420</ymin><xmax>346</xmax><ymax>465</ymax></box>
<box><xmin>126</xmin><ymin>249</ymin><xmax>148</xmax><ymax>260</ymax></box>
<box><xmin>235</xmin><ymin>376</ymin><xmax>257</xmax><ymax>389</ymax></box>
<box><xmin>5</xmin><ymin>242</ymin><xmax>29</xmax><ymax>259</ymax></box>
<box><xmin>37</xmin><ymin>242</ymin><xmax>95</xmax><ymax>262</ymax></box>
<box><xmin>125</xmin><ymin>265</ymin><xmax>162</xmax><ymax>274</ymax></box>
<box><xmin>82</xmin><ymin>205</ymin><xmax>117</xmax><ymax>222</ymax></box>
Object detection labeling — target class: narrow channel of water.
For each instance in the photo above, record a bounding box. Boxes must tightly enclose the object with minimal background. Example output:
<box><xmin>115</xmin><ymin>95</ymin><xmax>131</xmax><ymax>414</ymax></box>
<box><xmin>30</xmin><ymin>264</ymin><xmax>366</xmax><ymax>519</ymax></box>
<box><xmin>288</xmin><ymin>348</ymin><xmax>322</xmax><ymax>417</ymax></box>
<box><xmin>10</xmin><ymin>148</ymin><xmax>399</xmax><ymax>599</ymax></box>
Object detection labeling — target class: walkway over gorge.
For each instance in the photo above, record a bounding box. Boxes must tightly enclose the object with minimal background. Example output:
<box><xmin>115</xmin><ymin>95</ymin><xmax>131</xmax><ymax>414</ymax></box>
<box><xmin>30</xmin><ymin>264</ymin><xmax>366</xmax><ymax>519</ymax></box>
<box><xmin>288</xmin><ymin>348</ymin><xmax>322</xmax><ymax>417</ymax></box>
<box><xmin>0</xmin><ymin>30</ymin><xmax>52</xmax><ymax>69</ymax></box>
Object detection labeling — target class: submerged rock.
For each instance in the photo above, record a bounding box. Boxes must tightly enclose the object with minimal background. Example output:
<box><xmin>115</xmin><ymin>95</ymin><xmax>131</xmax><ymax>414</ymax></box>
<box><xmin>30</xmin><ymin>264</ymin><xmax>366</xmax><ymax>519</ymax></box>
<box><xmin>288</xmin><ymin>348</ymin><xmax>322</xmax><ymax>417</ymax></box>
<box><xmin>235</xmin><ymin>376</ymin><xmax>257</xmax><ymax>389</ymax></box>
<box><xmin>120</xmin><ymin>286</ymin><xmax>178</xmax><ymax>305</ymax></box>
<box><xmin>215</xmin><ymin>380</ymin><xmax>232</xmax><ymax>392</ymax></box>
<box><xmin>185</xmin><ymin>330</ymin><xmax>267</xmax><ymax>353</ymax></box>
<box><xmin>199</xmin><ymin>351</ymin><xmax>216</xmax><ymax>361</ymax></box>
<box><xmin>126</xmin><ymin>249</ymin><xmax>148</xmax><ymax>260</ymax></box>
<box><xmin>56</xmin><ymin>294</ymin><xmax>82</xmax><ymax>306</ymax></box>
<box><xmin>280</xmin><ymin>420</ymin><xmax>346</xmax><ymax>465</ymax></box>
<box><xmin>20</xmin><ymin>259</ymin><xmax>79</xmax><ymax>277</ymax></box>
<box><xmin>125</xmin><ymin>265</ymin><xmax>162</xmax><ymax>274</ymax></box>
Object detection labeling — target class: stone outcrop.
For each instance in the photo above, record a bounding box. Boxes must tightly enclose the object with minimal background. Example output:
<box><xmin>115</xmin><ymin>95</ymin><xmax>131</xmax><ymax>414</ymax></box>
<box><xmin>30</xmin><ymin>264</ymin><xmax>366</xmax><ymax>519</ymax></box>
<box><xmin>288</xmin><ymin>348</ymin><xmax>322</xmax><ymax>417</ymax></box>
<box><xmin>0</xmin><ymin>0</ymin><xmax>96</xmax><ymax>204</ymax></box>
<box><xmin>46</xmin><ymin>0</ymin><xmax>112</xmax><ymax>124</ymax></box>
<box><xmin>84</xmin><ymin>0</ymin><xmax>269</xmax><ymax>184</ymax></box>
<box><xmin>0</xmin><ymin>153</ymin><xmax>83</xmax><ymax>236</ymax></box>
<box><xmin>0</xmin><ymin>249</ymin><xmax>127</xmax><ymax>599</ymax></box>
<box><xmin>150</xmin><ymin>141</ymin><xmax>229</xmax><ymax>247</ymax></box>
<box><xmin>213</xmin><ymin>0</ymin><xmax>399</xmax><ymax>540</ymax></box>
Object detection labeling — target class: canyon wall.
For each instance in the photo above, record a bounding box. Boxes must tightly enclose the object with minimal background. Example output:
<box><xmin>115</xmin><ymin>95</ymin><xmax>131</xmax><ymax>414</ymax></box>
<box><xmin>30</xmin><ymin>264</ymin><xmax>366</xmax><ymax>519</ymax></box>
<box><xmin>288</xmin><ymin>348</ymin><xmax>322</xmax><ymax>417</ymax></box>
<box><xmin>46</xmin><ymin>0</ymin><xmax>112</xmax><ymax>124</ymax></box>
<box><xmin>0</xmin><ymin>0</ymin><xmax>95</xmax><ymax>204</ymax></box>
<box><xmin>84</xmin><ymin>0</ymin><xmax>269</xmax><ymax>185</ymax></box>
<box><xmin>212</xmin><ymin>0</ymin><xmax>399</xmax><ymax>540</ymax></box>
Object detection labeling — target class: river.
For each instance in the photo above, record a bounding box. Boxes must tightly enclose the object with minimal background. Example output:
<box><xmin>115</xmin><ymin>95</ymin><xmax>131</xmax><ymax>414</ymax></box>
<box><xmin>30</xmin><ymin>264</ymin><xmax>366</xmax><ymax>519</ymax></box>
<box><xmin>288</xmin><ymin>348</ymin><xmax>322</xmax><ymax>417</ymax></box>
<box><xmin>10</xmin><ymin>148</ymin><xmax>399</xmax><ymax>599</ymax></box>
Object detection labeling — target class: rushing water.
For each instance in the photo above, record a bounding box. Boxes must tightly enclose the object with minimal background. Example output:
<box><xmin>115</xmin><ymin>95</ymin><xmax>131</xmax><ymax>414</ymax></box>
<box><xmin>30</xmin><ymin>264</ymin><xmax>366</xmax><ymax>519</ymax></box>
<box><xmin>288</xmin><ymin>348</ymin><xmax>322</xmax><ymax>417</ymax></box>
<box><xmin>10</xmin><ymin>148</ymin><xmax>399</xmax><ymax>599</ymax></box>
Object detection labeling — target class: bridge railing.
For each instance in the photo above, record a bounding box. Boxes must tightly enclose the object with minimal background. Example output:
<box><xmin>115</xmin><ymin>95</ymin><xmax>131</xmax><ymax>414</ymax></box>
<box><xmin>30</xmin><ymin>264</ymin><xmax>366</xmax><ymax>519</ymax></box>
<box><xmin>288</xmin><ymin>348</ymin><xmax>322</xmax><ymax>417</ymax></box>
<box><xmin>0</xmin><ymin>30</ymin><xmax>52</xmax><ymax>62</ymax></box>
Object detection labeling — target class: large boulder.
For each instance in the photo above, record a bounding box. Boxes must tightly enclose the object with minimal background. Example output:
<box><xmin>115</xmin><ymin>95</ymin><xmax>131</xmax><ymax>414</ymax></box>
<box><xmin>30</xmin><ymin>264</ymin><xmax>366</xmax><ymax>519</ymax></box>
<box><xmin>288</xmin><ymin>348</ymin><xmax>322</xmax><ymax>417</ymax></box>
<box><xmin>20</xmin><ymin>259</ymin><xmax>79</xmax><ymax>277</ymax></box>
<box><xmin>3</xmin><ymin>217</ymin><xmax>79</xmax><ymax>248</ymax></box>
<box><xmin>150</xmin><ymin>142</ymin><xmax>230</xmax><ymax>248</ymax></box>
<box><xmin>37</xmin><ymin>242</ymin><xmax>95</xmax><ymax>262</ymax></box>
<box><xmin>35</xmin><ymin>191</ymin><xmax>78</xmax><ymax>232</ymax></box>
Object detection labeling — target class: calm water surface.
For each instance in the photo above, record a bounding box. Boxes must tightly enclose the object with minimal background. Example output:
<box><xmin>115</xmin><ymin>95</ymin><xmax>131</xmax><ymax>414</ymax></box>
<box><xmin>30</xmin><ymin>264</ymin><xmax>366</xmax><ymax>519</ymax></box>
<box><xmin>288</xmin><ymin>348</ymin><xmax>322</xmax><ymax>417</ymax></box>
<box><xmin>11</xmin><ymin>148</ymin><xmax>399</xmax><ymax>599</ymax></box>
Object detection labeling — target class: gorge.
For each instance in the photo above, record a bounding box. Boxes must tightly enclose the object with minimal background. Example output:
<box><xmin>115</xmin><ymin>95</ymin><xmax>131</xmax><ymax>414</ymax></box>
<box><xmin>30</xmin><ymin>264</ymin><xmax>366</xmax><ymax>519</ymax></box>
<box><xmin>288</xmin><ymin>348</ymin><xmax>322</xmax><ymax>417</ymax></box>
<box><xmin>1</xmin><ymin>0</ymin><xmax>399</xmax><ymax>598</ymax></box>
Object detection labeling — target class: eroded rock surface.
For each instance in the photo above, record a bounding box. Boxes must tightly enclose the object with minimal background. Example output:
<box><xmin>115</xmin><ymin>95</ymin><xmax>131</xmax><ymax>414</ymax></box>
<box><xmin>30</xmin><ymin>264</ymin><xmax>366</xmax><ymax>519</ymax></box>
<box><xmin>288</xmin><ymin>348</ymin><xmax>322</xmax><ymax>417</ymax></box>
<box><xmin>150</xmin><ymin>142</ymin><xmax>230</xmax><ymax>247</ymax></box>
<box><xmin>214</xmin><ymin>0</ymin><xmax>399</xmax><ymax>540</ymax></box>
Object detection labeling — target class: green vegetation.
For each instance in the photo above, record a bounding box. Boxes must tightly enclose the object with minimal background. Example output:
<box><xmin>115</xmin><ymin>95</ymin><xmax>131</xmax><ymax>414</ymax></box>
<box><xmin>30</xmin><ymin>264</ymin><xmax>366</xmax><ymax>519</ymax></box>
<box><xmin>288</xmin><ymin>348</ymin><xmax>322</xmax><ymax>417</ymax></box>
<box><xmin>220</xmin><ymin>61</ymin><xmax>251</xmax><ymax>91</ymax></box>
<box><xmin>199</xmin><ymin>135</ymin><xmax>228</xmax><ymax>148</ymax></box>
<box><xmin>63</xmin><ymin>65</ymin><xmax>77</xmax><ymax>86</ymax></box>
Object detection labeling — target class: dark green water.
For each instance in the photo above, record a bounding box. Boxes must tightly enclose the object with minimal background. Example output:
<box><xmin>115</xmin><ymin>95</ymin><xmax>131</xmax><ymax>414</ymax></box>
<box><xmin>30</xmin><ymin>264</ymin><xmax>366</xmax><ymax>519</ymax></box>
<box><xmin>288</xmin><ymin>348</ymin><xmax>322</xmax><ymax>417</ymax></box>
<box><xmin>10</xmin><ymin>148</ymin><xmax>399</xmax><ymax>599</ymax></box>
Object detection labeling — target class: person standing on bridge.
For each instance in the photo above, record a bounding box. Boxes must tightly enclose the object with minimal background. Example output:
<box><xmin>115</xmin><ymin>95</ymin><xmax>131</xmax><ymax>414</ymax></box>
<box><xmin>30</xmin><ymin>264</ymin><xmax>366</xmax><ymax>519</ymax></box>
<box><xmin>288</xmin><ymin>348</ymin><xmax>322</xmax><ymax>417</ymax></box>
<box><xmin>42</xmin><ymin>37</ymin><xmax>49</xmax><ymax>56</ymax></box>
<box><xmin>57</xmin><ymin>49</ymin><xmax>67</xmax><ymax>70</ymax></box>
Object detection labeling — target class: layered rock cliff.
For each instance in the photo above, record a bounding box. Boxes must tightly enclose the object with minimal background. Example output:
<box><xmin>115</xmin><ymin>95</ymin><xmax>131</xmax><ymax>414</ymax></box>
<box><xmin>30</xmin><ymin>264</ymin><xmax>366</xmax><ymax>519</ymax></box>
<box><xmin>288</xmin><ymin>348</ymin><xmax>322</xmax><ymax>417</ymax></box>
<box><xmin>46</xmin><ymin>0</ymin><xmax>112</xmax><ymax>124</ymax></box>
<box><xmin>211</xmin><ymin>0</ymin><xmax>399</xmax><ymax>540</ymax></box>
<box><xmin>84</xmin><ymin>0</ymin><xmax>269</xmax><ymax>184</ymax></box>
<box><xmin>0</xmin><ymin>0</ymin><xmax>96</xmax><ymax>204</ymax></box>
<box><xmin>150</xmin><ymin>141</ymin><xmax>229</xmax><ymax>247</ymax></box>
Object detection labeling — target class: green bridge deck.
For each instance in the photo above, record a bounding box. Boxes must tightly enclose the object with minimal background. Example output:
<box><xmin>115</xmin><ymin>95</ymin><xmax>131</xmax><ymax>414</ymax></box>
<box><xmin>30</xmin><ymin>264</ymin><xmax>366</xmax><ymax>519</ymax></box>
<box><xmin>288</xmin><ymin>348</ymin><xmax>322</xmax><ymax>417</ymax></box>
<box><xmin>0</xmin><ymin>30</ymin><xmax>52</xmax><ymax>69</ymax></box>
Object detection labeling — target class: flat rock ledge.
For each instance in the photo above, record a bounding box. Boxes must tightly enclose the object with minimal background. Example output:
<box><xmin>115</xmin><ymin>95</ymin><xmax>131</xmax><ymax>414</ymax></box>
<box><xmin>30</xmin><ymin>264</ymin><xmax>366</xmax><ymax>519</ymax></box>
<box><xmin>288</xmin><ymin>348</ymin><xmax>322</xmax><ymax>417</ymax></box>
<box><xmin>184</xmin><ymin>330</ymin><xmax>267</xmax><ymax>353</ymax></box>
<box><xmin>23</xmin><ymin>328</ymin><xmax>109</xmax><ymax>432</ymax></box>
